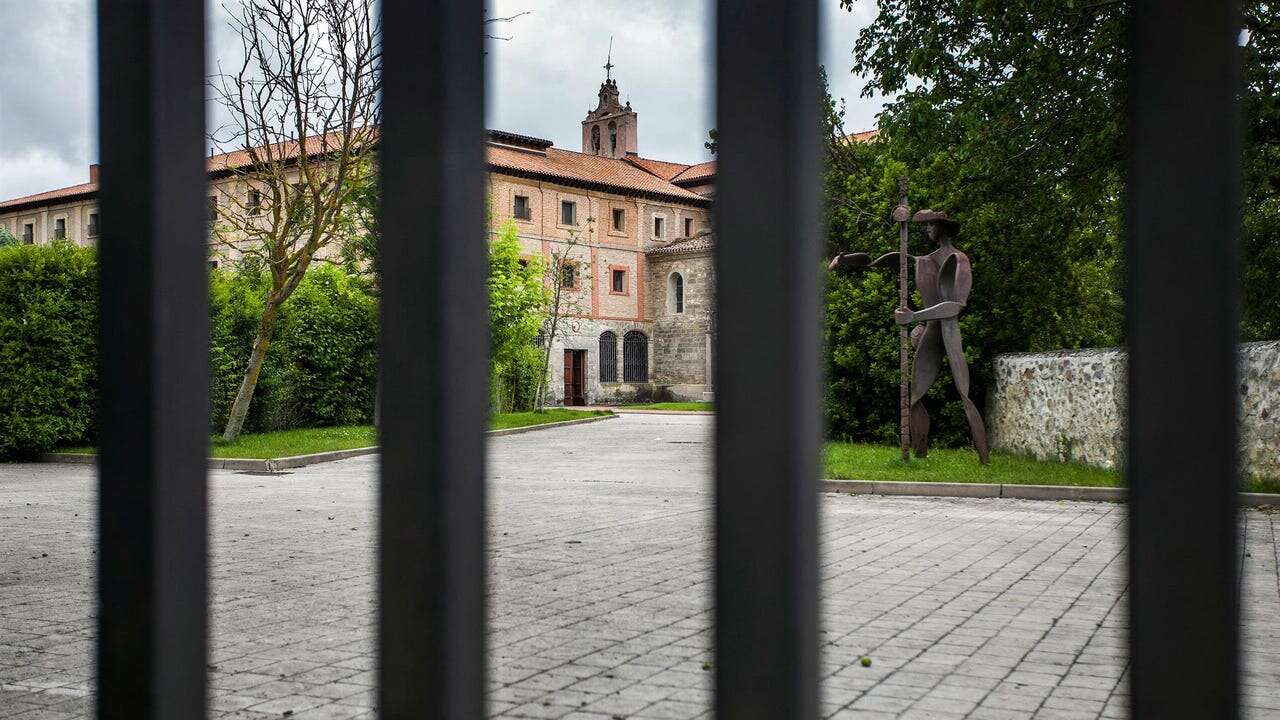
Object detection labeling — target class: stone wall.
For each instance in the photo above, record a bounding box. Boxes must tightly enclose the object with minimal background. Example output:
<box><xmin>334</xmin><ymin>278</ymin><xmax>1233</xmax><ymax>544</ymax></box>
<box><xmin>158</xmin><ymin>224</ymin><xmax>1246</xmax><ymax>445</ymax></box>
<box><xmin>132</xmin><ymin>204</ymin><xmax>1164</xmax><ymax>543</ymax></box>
<box><xmin>647</xmin><ymin>250</ymin><xmax>715</xmax><ymax>400</ymax></box>
<box><xmin>989</xmin><ymin>342</ymin><xmax>1279</xmax><ymax>477</ymax></box>
<box><xmin>544</xmin><ymin>317</ymin><xmax>654</xmax><ymax>406</ymax></box>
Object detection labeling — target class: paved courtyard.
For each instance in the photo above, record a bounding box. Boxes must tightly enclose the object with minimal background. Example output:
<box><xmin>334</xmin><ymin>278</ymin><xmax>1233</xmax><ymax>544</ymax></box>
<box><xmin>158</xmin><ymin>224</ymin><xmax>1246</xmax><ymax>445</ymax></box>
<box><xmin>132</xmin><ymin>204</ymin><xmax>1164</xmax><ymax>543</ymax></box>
<box><xmin>0</xmin><ymin>413</ymin><xmax>1277</xmax><ymax>719</ymax></box>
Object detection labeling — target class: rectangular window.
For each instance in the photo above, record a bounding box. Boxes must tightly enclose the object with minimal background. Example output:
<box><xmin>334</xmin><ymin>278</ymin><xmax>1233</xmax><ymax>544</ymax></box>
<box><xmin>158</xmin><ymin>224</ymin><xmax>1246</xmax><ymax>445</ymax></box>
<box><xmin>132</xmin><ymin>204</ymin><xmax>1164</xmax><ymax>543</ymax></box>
<box><xmin>54</xmin><ymin>218</ymin><xmax>66</xmax><ymax>240</ymax></box>
<box><xmin>684</xmin><ymin>218</ymin><xmax>694</xmax><ymax>237</ymax></box>
<box><xmin>612</xmin><ymin>208</ymin><xmax>625</xmax><ymax>232</ymax></box>
<box><xmin>88</xmin><ymin>213</ymin><xmax>100</xmax><ymax>237</ymax></box>
<box><xmin>514</xmin><ymin>195</ymin><xmax>531</xmax><ymax>221</ymax></box>
<box><xmin>611</xmin><ymin>268</ymin><xmax>626</xmax><ymax>293</ymax></box>
<box><xmin>654</xmin><ymin>216</ymin><xmax>665</xmax><ymax>238</ymax></box>
<box><xmin>560</xmin><ymin>200</ymin><xmax>576</xmax><ymax>226</ymax></box>
<box><xmin>208</xmin><ymin>196</ymin><xmax>218</xmax><ymax>223</ymax></box>
<box><xmin>22</xmin><ymin>224</ymin><xmax>33</xmax><ymax>244</ymax></box>
<box><xmin>561</xmin><ymin>262</ymin><xmax>576</xmax><ymax>288</ymax></box>
<box><xmin>247</xmin><ymin>189</ymin><xmax>261</xmax><ymax>216</ymax></box>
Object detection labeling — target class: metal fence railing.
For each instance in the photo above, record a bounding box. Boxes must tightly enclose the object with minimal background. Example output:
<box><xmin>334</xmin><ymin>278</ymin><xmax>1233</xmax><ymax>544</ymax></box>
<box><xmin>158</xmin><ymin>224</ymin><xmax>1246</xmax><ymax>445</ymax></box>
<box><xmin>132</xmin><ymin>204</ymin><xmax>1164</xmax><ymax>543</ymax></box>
<box><xmin>1126</xmin><ymin>3</ymin><xmax>1241</xmax><ymax>717</ymax></box>
<box><xmin>94</xmin><ymin>0</ymin><xmax>1242</xmax><ymax>718</ymax></box>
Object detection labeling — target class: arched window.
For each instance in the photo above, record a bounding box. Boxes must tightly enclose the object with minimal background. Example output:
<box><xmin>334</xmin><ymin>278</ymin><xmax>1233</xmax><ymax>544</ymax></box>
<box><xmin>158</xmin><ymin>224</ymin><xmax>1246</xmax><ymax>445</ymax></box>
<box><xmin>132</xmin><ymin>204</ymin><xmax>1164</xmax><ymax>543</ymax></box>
<box><xmin>668</xmin><ymin>272</ymin><xmax>685</xmax><ymax>314</ymax></box>
<box><xmin>599</xmin><ymin>331</ymin><xmax>618</xmax><ymax>383</ymax></box>
<box><xmin>591</xmin><ymin>125</ymin><xmax>601</xmax><ymax>153</ymax></box>
<box><xmin>623</xmin><ymin>331</ymin><xmax>648</xmax><ymax>382</ymax></box>
<box><xmin>609</xmin><ymin>121</ymin><xmax>617</xmax><ymax>154</ymax></box>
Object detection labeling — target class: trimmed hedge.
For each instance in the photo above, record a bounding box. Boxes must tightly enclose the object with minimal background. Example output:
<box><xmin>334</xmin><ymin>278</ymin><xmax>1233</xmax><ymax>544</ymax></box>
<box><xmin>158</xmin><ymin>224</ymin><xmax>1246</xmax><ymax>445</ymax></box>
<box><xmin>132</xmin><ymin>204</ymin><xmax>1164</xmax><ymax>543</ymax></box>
<box><xmin>0</xmin><ymin>245</ymin><xmax>379</xmax><ymax>459</ymax></box>
<box><xmin>0</xmin><ymin>243</ymin><xmax>99</xmax><ymax>458</ymax></box>
<box><xmin>209</xmin><ymin>265</ymin><xmax>378</xmax><ymax>433</ymax></box>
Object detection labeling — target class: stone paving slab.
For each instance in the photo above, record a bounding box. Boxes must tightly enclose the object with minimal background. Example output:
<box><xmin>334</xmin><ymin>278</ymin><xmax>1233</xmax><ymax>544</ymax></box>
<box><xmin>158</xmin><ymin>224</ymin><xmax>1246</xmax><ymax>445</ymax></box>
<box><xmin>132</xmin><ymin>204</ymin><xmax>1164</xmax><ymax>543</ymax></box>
<box><xmin>0</xmin><ymin>414</ymin><xmax>1277</xmax><ymax>719</ymax></box>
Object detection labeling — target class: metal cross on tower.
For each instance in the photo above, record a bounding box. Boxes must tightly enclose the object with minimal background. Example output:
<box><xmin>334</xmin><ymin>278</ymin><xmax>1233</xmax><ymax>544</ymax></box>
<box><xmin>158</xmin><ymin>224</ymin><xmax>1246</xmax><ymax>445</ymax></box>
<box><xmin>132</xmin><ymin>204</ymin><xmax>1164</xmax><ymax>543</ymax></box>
<box><xmin>604</xmin><ymin>36</ymin><xmax>614</xmax><ymax>80</ymax></box>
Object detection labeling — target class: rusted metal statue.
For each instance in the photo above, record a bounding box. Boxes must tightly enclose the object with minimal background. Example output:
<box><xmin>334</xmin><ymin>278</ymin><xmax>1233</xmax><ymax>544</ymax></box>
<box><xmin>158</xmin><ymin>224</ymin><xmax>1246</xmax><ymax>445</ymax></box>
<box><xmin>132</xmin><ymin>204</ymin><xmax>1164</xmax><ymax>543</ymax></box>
<box><xmin>829</xmin><ymin>209</ymin><xmax>991</xmax><ymax>464</ymax></box>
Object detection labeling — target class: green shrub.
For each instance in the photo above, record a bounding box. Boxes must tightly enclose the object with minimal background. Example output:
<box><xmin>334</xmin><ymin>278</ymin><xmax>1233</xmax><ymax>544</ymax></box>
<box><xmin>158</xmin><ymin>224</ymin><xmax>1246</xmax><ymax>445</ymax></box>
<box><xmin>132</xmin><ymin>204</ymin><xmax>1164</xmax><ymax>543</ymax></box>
<box><xmin>274</xmin><ymin>266</ymin><xmax>378</xmax><ymax>427</ymax></box>
<box><xmin>0</xmin><ymin>227</ymin><xmax>18</xmax><ymax>247</ymax></box>
<box><xmin>209</xmin><ymin>265</ymin><xmax>378</xmax><ymax>433</ymax></box>
<box><xmin>0</xmin><ymin>244</ymin><xmax>98</xmax><ymax>459</ymax></box>
<box><xmin>0</xmin><ymin>239</ymin><xmax>546</xmax><ymax>456</ymax></box>
<box><xmin>208</xmin><ymin>268</ymin><xmax>288</xmax><ymax>432</ymax></box>
<box><xmin>492</xmin><ymin>343</ymin><xmax>545</xmax><ymax>414</ymax></box>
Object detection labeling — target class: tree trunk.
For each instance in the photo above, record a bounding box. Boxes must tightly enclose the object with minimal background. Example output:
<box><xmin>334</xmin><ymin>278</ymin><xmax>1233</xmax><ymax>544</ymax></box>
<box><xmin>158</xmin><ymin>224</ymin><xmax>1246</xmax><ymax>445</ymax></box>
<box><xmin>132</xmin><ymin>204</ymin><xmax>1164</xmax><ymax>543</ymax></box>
<box><xmin>535</xmin><ymin>313</ymin><xmax>559</xmax><ymax>411</ymax></box>
<box><xmin>222</xmin><ymin>302</ymin><xmax>282</xmax><ymax>442</ymax></box>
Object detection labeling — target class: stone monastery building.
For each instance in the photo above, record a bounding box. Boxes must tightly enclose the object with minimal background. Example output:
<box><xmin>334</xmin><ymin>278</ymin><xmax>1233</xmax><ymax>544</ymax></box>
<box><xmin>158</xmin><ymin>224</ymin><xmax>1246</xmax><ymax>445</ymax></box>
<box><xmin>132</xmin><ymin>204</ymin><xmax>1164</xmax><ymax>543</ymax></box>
<box><xmin>0</xmin><ymin>76</ymin><xmax>717</xmax><ymax>406</ymax></box>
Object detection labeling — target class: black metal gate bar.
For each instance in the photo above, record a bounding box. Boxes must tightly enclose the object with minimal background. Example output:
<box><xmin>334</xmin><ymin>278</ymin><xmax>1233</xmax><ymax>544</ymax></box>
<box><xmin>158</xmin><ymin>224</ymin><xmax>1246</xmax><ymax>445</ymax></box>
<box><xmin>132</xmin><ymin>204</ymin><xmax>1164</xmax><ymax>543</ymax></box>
<box><xmin>378</xmin><ymin>0</ymin><xmax>488</xmax><ymax>717</ymax></box>
<box><xmin>713</xmin><ymin>1</ymin><xmax>821</xmax><ymax>717</ymax></box>
<box><xmin>95</xmin><ymin>0</ymin><xmax>209</xmax><ymax>717</ymax></box>
<box><xmin>1126</xmin><ymin>1</ymin><xmax>1242</xmax><ymax>717</ymax></box>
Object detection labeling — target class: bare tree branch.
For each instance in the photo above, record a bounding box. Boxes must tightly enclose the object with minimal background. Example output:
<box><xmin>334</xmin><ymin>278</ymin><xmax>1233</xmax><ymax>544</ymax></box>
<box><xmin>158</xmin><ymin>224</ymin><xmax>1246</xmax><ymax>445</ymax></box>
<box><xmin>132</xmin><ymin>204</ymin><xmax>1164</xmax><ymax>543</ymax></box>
<box><xmin>208</xmin><ymin>0</ymin><xmax>381</xmax><ymax>441</ymax></box>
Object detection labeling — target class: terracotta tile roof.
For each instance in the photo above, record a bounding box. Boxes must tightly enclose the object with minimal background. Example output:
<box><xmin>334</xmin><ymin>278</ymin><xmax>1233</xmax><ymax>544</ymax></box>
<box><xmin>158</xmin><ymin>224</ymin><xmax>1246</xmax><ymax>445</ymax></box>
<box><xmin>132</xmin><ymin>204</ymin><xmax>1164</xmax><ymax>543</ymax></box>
<box><xmin>0</xmin><ymin>182</ymin><xmax>97</xmax><ymax>211</ymax></box>
<box><xmin>0</xmin><ymin>134</ymin><xmax>355</xmax><ymax>211</ymax></box>
<box><xmin>671</xmin><ymin>160</ymin><xmax>716</xmax><ymax>185</ymax></box>
<box><xmin>487</xmin><ymin>146</ymin><xmax>709</xmax><ymax>205</ymax></box>
<box><xmin>207</xmin><ymin>131</ymin><xmax>359</xmax><ymax>174</ymax></box>
<box><xmin>2</xmin><ymin>128</ymin><xmax>711</xmax><ymax>211</ymax></box>
<box><xmin>625</xmin><ymin>156</ymin><xmax>691</xmax><ymax>181</ymax></box>
<box><xmin>647</xmin><ymin>230</ymin><xmax>715</xmax><ymax>257</ymax></box>
<box><xmin>844</xmin><ymin>129</ymin><xmax>880</xmax><ymax>143</ymax></box>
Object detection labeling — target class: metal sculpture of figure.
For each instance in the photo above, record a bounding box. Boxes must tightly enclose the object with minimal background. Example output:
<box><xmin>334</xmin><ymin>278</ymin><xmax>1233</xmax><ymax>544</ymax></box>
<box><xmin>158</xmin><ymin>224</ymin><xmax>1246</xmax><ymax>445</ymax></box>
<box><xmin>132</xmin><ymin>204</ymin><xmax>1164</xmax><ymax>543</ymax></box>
<box><xmin>829</xmin><ymin>209</ymin><xmax>990</xmax><ymax>464</ymax></box>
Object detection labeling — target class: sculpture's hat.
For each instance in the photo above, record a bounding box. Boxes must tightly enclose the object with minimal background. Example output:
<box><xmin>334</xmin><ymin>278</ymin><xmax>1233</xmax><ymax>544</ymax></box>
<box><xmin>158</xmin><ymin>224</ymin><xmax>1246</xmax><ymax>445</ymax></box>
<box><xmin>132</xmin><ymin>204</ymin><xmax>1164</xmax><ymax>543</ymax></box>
<box><xmin>911</xmin><ymin>209</ymin><xmax>960</xmax><ymax>232</ymax></box>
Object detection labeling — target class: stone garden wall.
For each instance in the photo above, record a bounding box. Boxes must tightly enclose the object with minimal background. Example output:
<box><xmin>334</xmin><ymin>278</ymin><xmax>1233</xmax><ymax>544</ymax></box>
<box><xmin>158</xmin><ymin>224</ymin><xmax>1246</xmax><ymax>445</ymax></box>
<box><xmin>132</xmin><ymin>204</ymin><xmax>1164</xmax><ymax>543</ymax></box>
<box><xmin>988</xmin><ymin>341</ymin><xmax>1279</xmax><ymax>477</ymax></box>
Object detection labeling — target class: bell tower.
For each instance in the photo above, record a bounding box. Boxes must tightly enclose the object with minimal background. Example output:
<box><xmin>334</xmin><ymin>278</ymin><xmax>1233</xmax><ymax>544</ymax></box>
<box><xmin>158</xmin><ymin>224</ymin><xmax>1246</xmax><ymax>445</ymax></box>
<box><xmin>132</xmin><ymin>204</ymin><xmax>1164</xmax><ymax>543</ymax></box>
<box><xmin>582</xmin><ymin>42</ymin><xmax>637</xmax><ymax>158</ymax></box>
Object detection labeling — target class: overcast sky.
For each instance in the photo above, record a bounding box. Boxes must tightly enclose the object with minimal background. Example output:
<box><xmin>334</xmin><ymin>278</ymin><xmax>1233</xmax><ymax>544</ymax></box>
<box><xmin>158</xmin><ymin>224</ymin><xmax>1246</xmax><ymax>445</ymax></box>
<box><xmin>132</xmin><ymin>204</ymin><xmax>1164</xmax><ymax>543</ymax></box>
<box><xmin>0</xmin><ymin>0</ymin><xmax>884</xmax><ymax>201</ymax></box>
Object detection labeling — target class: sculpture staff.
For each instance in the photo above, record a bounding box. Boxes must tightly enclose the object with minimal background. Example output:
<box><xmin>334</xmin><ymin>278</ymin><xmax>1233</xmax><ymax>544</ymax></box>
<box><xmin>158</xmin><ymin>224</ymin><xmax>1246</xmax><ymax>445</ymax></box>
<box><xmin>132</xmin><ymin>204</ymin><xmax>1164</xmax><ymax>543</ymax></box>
<box><xmin>829</xmin><ymin>210</ymin><xmax>990</xmax><ymax>464</ymax></box>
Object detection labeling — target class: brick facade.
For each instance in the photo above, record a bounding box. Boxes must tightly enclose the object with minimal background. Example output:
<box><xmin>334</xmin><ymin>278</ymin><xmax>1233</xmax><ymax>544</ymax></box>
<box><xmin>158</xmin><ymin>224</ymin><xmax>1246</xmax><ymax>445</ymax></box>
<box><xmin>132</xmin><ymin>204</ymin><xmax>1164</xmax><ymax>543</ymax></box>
<box><xmin>0</xmin><ymin>79</ymin><xmax>719</xmax><ymax>406</ymax></box>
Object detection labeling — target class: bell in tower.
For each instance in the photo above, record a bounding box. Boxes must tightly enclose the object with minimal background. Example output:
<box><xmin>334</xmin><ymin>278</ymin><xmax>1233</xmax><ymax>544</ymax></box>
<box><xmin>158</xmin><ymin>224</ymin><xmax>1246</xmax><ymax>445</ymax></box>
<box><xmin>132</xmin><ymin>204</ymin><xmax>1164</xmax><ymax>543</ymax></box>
<box><xmin>582</xmin><ymin>41</ymin><xmax>638</xmax><ymax>158</ymax></box>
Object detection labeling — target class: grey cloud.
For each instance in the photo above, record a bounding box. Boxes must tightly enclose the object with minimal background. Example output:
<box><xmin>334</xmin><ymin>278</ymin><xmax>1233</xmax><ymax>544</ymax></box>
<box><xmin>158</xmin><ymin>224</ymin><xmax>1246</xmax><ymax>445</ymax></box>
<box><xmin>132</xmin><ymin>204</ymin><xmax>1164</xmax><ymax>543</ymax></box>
<box><xmin>0</xmin><ymin>0</ymin><xmax>94</xmax><ymax>199</ymax></box>
<box><xmin>0</xmin><ymin>0</ymin><xmax>885</xmax><ymax>201</ymax></box>
<box><xmin>486</xmin><ymin>0</ymin><xmax>715</xmax><ymax>163</ymax></box>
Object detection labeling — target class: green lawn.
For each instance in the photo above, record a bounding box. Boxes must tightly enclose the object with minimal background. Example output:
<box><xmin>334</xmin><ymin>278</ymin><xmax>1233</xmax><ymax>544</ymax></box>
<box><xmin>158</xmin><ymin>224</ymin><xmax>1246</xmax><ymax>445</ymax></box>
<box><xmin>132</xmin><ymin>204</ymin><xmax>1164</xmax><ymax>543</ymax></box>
<box><xmin>488</xmin><ymin>408</ymin><xmax>613</xmax><ymax>430</ymax></box>
<box><xmin>825</xmin><ymin>442</ymin><xmax>1280</xmax><ymax>494</ymax></box>
<box><xmin>1247</xmin><ymin>475</ymin><xmax>1280</xmax><ymax>495</ymax></box>
<box><xmin>619</xmin><ymin>402</ymin><xmax>714</xmax><ymax>411</ymax></box>
<box><xmin>825</xmin><ymin>442</ymin><xmax>1119</xmax><ymax>486</ymax></box>
<box><xmin>60</xmin><ymin>409</ymin><xmax>612</xmax><ymax>459</ymax></box>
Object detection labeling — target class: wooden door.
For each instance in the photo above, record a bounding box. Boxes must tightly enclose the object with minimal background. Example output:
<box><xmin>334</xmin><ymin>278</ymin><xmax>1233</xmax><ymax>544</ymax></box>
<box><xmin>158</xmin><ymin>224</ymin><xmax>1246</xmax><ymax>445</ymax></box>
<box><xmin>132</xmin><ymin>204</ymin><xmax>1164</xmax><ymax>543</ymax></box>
<box><xmin>563</xmin><ymin>350</ymin><xmax>586</xmax><ymax>406</ymax></box>
<box><xmin>563</xmin><ymin>350</ymin><xmax>574</xmax><ymax>404</ymax></box>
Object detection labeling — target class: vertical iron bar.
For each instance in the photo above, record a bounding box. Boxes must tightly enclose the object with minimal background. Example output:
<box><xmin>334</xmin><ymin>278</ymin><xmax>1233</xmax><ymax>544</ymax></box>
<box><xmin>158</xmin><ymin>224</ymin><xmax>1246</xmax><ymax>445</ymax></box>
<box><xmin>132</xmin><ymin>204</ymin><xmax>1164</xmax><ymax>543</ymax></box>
<box><xmin>897</xmin><ymin>178</ymin><xmax>910</xmax><ymax>463</ymax></box>
<box><xmin>96</xmin><ymin>0</ymin><xmax>208</xmax><ymax>718</ymax></box>
<box><xmin>713</xmin><ymin>0</ymin><xmax>820</xmax><ymax>718</ymax></box>
<box><xmin>378</xmin><ymin>0</ymin><xmax>487</xmax><ymax>717</ymax></box>
<box><xmin>1127</xmin><ymin>1</ymin><xmax>1242</xmax><ymax>717</ymax></box>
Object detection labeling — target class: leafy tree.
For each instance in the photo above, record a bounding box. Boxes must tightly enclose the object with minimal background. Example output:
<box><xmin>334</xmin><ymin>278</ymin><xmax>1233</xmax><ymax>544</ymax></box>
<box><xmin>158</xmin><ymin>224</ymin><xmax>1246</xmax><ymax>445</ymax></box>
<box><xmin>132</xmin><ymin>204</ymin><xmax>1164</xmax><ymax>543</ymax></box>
<box><xmin>827</xmin><ymin>0</ymin><xmax>1279</xmax><ymax>445</ymax></box>
<box><xmin>489</xmin><ymin>221</ymin><xmax>547</xmax><ymax>412</ymax></box>
<box><xmin>826</xmin><ymin>2</ymin><xmax>1128</xmax><ymax>445</ymax></box>
<box><xmin>0</xmin><ymin>228</ymin><xmax>18</xmax><ymax>247</ymax></box>
<box><xmin>1242</xmin><ymin>4</ymin><xmax>1280</xmax><ymax>339</ymax></box>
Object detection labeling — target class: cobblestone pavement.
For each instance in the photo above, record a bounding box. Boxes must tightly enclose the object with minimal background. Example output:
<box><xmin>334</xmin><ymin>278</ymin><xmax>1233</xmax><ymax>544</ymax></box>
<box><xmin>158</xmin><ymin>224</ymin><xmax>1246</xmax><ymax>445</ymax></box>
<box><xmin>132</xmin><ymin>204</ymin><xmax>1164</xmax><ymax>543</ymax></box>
<box><xmin>1</xmin><ymin>414</ymin><xmax>1277</xmax><ymax>719</ymax></box>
